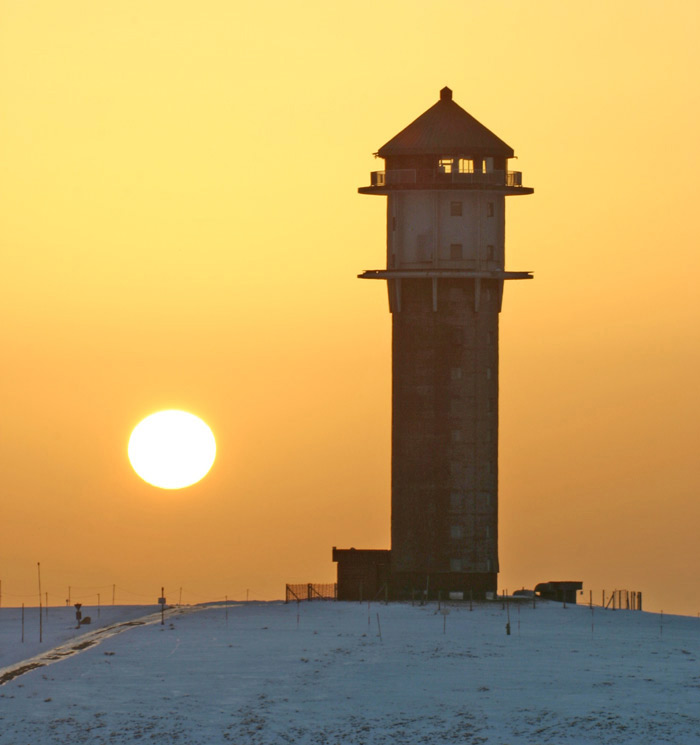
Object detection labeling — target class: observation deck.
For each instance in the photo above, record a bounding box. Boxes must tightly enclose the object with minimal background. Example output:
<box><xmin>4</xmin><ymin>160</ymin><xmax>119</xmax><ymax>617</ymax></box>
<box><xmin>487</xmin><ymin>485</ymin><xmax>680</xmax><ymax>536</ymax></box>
<box><xmin>358</xmin><ymin>168</ymin><xmax>533</xmax><ymax>195</ymax></box>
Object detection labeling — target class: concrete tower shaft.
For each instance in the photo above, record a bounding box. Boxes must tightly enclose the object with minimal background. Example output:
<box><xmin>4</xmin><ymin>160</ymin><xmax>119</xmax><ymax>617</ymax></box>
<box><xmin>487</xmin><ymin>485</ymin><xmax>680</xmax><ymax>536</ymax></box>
<box><xmin>358</xmin><ymin>88</ymin><xmax>533</xmax><ymax>599</ymax></box>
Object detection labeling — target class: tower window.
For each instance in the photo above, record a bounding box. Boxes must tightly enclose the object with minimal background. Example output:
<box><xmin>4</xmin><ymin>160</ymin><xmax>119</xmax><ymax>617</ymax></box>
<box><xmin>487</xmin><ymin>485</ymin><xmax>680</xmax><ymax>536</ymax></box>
<box><xmin>450</xmin><ymin>201</ymin><xmax>463</xmax><ymax>217</ymax></box>
<box><xmin>450</xmin><ymin>558</ymin><xmax>463</xmax><ymax>572</ymax></box>
<box><xmin>451</xmin><ymin>367</ymin><xmax>462</xmax><ymax>380</ymax></box>
<box><xmin>451</xmin><ymin>525</ymin><xmax>464</xmax><ymax>539</ymax></box>
<box><xmin>451</xmin><ymin>430</ymin><xmax>462</xmax><ymax>443</ymax></box>
<box><xmin>458</xmin><ymin>158</ymin><xmax>474</xmax><ymax>174</ymax></box>
<box><xmin>450</xmin><ymin>244</ymin><xmax>463</xmax><ymax>260</ymax></box>
<box><xmin>487</xmin><ymin>202</ymin><xmax>494</xmax><ymax>217</ymax></box>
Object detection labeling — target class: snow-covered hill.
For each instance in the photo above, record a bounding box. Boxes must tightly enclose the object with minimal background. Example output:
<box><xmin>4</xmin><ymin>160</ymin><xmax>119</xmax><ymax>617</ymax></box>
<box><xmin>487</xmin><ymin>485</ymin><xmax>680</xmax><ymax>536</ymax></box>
<box><xmin>0</xmin><ymin>600</ymin><xmax>697</xmax><ymax>743</ymax></box>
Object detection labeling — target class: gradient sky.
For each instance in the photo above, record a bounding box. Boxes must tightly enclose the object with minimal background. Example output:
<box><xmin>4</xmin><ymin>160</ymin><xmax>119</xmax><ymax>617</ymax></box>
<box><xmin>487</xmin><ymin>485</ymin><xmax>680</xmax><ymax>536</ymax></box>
<box><xmin>1</xmin><ymin>1</ymin><xmax>699</xmax><ymax>614</ymax></box>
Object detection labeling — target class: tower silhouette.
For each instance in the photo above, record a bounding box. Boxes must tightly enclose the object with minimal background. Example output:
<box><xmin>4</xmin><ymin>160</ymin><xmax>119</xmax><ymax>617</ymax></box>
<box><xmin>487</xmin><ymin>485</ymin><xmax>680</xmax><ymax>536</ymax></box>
<box><xmin>334</xmin><ymin>87</ymin><xmax>532</xmax><ymax>600</ymax></box>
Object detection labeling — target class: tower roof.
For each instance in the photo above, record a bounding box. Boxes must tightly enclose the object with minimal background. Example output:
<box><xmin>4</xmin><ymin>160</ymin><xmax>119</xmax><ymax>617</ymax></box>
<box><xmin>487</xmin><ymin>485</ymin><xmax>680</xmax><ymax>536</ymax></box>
<box><xmin>377</xmin><ymin>87</ymin><xmax>514</xmax><ymax>159</ymax></box>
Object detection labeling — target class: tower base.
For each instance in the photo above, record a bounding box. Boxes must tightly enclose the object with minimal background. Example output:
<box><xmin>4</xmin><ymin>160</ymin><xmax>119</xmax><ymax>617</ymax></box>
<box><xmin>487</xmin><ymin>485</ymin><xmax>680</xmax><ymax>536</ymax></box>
<box><xmin>390</xmin><ymin>571</ymin><xmax>497</xmax><ymax>601</ymax></box>
<box><xmin>333</xmin><ymin>547</ymin><xmax>497</xmax><ymax>601</ymax></box>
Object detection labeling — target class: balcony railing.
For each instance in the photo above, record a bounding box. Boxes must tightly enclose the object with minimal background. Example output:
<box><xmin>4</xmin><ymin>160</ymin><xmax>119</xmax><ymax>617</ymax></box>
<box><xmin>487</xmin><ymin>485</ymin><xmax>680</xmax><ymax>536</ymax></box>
<box><xmin>370</xmin><ymin>169</ymin><xmax>524</xmax><ymax>188</ymax></box>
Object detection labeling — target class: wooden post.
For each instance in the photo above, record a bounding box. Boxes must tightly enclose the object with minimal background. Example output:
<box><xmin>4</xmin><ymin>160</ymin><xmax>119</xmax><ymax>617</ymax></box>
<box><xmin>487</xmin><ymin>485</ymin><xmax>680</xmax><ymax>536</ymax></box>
<box><xmin>506</xmin><ymin>595</ymin><xmax>511</xmax><ymax>635</ymax></box>
<box><xmin>22</xmin><ymin>603</ymin><xmax>25</xmax><ymax>643</ymax></box>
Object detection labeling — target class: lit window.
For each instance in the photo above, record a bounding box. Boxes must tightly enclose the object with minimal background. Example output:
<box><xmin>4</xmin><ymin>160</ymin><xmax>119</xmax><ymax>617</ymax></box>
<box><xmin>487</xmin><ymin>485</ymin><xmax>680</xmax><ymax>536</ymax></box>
<box><xmin>450</xmin><ymin>244</ymin><xmax>463</xmax><ymax>260</ymax></box>
<box><xmin>450</xmin><ymin>201</ymin><xmax>463</xmax><ymax>217</ymax></box>
<box><xmin>458</xmin><ymin>158</ymin><xmax>474</xmax><ymax>174</ymax></box>
<box><xmin>438</xmin><ymin>158</ymin><xmax>453</xmax><ymax>174</ymax></box>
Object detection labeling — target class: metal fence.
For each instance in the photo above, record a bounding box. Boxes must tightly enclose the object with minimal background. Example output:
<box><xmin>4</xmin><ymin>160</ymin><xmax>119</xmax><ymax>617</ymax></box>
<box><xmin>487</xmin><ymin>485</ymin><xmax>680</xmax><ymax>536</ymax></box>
<box><xmin>285</xmin><ymin>583</ymin><xmax>337</xmax><ymax>603</ymax></box>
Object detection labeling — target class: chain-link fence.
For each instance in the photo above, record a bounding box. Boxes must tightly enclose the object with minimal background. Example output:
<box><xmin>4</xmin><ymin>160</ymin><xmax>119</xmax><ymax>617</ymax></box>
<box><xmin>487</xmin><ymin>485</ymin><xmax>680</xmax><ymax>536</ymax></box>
<box><xmin>285</xmin><ymin>583</ymin><xmax>337</xmax><ymax>603</ymax></box>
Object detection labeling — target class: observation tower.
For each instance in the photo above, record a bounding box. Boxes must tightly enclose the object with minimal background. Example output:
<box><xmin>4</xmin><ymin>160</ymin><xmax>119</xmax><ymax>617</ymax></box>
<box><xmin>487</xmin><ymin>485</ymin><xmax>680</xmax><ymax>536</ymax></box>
<box><xmin>334</xmin><ymin>87</ymin><xmax>533</xmax><ymax>600</ymax></box>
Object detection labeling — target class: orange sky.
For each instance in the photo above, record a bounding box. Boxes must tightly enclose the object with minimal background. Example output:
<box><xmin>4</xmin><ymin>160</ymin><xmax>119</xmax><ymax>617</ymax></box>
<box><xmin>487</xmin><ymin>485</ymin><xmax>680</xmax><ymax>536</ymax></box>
<box><xmin>1</xmin><ymin>1</ymin><xmax>699</xmax><ymax>614</ymax></box>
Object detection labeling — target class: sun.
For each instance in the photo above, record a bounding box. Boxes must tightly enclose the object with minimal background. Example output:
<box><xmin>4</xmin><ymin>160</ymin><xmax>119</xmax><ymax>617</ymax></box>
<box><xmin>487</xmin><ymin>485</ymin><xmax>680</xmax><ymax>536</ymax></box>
<box><xmin>128</xmin><ymin>410</ymin><xmax>216</xmax><ymax>489</ymax></box>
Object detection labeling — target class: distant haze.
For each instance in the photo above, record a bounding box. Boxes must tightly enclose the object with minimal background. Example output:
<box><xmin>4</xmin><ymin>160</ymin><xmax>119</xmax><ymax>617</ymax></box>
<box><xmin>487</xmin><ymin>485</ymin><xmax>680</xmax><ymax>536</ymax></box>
<box><xmin>1</xmin><ymin>1</ymin><xmax>699</xmax><ymax>615</ymax></box>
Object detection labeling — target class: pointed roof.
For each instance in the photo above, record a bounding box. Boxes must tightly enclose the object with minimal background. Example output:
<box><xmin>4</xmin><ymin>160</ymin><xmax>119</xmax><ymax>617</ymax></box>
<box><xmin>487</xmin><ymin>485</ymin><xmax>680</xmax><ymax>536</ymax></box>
<box><xmin>377</xmin><ymin>87</ymin><xmax>514</xmax><ymax>159</ymax></box>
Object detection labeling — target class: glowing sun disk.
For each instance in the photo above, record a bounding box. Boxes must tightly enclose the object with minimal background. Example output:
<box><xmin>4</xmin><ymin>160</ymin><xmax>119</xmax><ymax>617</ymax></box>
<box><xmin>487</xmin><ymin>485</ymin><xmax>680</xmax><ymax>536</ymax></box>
<box><xmin>128</xmin><ymin>410</ymin><xmax>216</xmax><ymax>489</ymax></box>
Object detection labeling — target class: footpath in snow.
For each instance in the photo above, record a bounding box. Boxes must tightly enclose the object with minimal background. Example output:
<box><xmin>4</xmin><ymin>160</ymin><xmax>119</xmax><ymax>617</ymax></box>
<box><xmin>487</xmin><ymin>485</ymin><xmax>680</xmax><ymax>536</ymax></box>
<box><xmin>0</xmin><ymin>600</ymin><xmax>698</xmax><ymax>744</ymax></box>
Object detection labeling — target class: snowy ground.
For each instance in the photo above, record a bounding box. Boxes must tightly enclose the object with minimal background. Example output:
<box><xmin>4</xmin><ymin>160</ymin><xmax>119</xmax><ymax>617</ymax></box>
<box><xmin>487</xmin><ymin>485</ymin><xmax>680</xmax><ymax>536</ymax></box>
<box><xmin>0</xmin><ymin>600</ymin><xmax>698</xmax><ymax>744</ymax></box>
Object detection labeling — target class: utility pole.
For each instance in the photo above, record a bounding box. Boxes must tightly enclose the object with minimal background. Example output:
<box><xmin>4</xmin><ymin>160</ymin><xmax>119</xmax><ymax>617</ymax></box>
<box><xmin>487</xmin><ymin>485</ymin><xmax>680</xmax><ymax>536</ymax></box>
<box><xmin>37</xmin><ymin>562</ymin><xmax>42</xmax><ymax>643</ymax></box>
